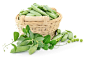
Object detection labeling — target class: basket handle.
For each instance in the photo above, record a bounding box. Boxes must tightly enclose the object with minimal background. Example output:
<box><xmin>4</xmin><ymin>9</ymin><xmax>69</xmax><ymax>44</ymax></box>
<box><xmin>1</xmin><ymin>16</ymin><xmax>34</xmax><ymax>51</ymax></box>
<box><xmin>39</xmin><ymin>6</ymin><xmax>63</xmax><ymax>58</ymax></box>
<box><xmin>15</xmin><ymin>15</ymin><xmax>50</xmax><ymax>25</ymax></box>
<box><xmin>24</xmin><ymin>16</ymin><xmax>49</xmax><ymax>25</ymax></box>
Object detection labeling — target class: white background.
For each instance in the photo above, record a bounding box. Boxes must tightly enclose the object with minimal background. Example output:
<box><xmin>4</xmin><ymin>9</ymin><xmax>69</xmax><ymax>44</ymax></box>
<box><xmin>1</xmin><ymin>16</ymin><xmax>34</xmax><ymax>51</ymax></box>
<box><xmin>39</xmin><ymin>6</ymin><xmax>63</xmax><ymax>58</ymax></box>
<box><xmin>0</xmin><ymin>0</ymin><xmax>86</xmax><ymax>58</ymax></box>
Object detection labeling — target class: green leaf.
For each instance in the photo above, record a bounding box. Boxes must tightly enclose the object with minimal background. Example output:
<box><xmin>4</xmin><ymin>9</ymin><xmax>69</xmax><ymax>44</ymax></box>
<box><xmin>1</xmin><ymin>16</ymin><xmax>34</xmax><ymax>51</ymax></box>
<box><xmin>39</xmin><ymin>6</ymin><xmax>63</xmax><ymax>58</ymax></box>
<box><xmin>33</xmin><ymin>40</ymin><xmax>37</xmax><ymax>45</ymax></box>
<box><xmin>49</xmin><ymin>44</ymin><xmax>54</xmax><ymax>49</ymax></box>
<box><xmin>25</xmin><ymin>37</ymin><xmax>31</xmax><ymax>40</ymax></box>
<box><xmin>27</xmin><ymin>41</ymin><xmax>33</xmax><ymax>45</ymax></box>
<box><xmin>42</xmin><ymin>44</ymin><xmax>48</xmax><ymax>50</ymax></box>
<box><xmin>17</xmin><ymin>37</ymin><xmax>25</xmax><ymax>41</ymax></box>
<box><xmin>49</xmin><ymin>40</ymin><xmax>57</xmax><ymax>45</ymax></box>
<box><xmin>17</xmin><ymin>37</ymin><xmax>30</xmax><ymax>41</ymax></box>
<box><xmin>17</xmin><ymin>40</ymin><xmax>30</xmax><ymax>46</ymax></box>
<box><xmin>35</xmin><ymin>37</ymin><xmax>44</xmax><ymax>41</ymax></box>
<box><xmin>20</xmin><ymin>34</ymin><xmax>27</xmax><ymax>38</ymax></box>
<box><xmin>26</xmin><ymin>33</ymin><xmax>29</xmax><ymax>37</ymax></box>
<box><xmin>37</xmin><ymin>47</ymin><xmax>40</xmax><ymax>50</ymax></box>
<box><xmin>29</xmin><ymin>30</ymin><xmax>34</xmax><ymax>39</ymax></box>
<box><xmin>17</xmin><ymin>41</ymin><xmax>21</xmax><ymax>45</ymax></box>
<box><xmin>14</xmin><ymin>32</ymin><xmax>19</xmax><ymax>41</ymax></box>
<box><xmin>11</xmin><ymin>44</ymin><xmax>17</xmax><ymax>51</ymax></box>
<box><xmin>28</xmin><ymin>45</ymin><xmax>38</xmax><ymax>55</ymax></box>
<box><xmin>22</xmin><ymin>28</ymin><xmax>27</xmax><ymax>34</ymax></box>
<box><xmin>26</xmin><ymin>25</ymin><xmax>30</xmax><ymax>33</ymax></box>
<box><xmin>34</xmin><ymin>33</ymin><xmax>43</xmax><ymax>38</ymax></box>
<box><xmin>38</xmin><ymin>41</ymin><xmax>43</xmax><ymax>47</ymax></box>
<box><xmin>43</xmin><ymin>35</ymin><xmax>50</xmax><ymax>44</ymax></box>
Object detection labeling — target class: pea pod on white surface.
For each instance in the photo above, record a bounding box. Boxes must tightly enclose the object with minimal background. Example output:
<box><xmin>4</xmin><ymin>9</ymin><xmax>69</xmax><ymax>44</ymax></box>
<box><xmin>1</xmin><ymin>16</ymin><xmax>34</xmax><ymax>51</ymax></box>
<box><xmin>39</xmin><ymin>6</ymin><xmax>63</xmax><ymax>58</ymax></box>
<box><xmin>52</xmin><ymin>34</ymin><xmax>63</xmax><ymax>42</ymax></box>
<box><xmin>10</xmin><ymin>46</ymin><xmax>30</xmax><ymax>53</ymax></box>
<box><xmin>61</xmin><ymin>34</ymin><xmax>68</xmax><ymax>42</ymax></box>
<box><xmin>68</xmin><ymin>32</ymin><xmax>73</xmax><ymax>40</ymax></box>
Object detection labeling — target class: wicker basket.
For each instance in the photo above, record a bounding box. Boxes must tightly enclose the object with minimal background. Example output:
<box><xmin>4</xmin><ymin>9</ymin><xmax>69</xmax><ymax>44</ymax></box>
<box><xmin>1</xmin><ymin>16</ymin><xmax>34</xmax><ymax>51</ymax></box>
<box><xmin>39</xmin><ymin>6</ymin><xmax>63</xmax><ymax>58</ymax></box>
<box><xmin>15</xmin><ymin>8</ymin><xmax>62</xmax><ymax>39</ymax></box>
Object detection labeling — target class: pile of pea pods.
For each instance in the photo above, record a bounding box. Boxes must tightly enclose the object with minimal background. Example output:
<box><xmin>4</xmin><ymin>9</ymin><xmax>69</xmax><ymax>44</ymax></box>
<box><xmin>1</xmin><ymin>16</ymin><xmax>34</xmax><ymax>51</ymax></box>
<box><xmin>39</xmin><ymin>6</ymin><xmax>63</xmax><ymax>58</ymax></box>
<box><xmin>53</xmin><ymin>29</ymin><xmax>83</xmax><ymax>43</ymax></box>
<box><xmin>3</xmin><ymin>25</ymin><xmax>83</xmax><ymax>55</ymax></box>
<box><xmin>19</xmin><ymin>3</ymin><xmax>59</xmax><ymax>20</ymax></box>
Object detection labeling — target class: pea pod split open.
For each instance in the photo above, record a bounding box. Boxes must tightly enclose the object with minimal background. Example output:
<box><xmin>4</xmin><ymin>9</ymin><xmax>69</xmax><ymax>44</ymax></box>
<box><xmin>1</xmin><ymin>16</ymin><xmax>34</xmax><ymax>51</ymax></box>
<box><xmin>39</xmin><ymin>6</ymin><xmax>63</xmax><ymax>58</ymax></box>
<box><xmin>68</xmin><ymin>32</ymin><xmax>73</xmax><ymax>40</ymax></box>
<box><xmin>52</xmin><ymin>34</ymin><xmax>63</xmax><ymax>42</ymax></box>
<box><xmin>61</xmin><ymin>34</ymin><xmax>68</xmax><ymax>42</ymax></box>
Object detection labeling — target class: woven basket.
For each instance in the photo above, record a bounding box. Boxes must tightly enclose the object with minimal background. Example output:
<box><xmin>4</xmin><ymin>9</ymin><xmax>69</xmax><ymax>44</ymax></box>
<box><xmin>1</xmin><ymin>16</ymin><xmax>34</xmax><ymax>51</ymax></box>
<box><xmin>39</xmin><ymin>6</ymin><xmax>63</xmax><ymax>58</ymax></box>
<box><xmin>15</xmin><ymin>8</ymin><xmax>62</xmax><ymax>39</ymax></box>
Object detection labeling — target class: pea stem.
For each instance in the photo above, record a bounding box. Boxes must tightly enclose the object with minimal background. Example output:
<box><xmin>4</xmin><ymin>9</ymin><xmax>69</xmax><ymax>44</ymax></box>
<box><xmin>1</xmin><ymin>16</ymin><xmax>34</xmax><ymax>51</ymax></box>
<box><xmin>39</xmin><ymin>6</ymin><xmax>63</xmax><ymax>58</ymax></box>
<box><xmin>3</xmin><ymin>41</ymin><xmax>14</xmax><ymax>51</ymax></box>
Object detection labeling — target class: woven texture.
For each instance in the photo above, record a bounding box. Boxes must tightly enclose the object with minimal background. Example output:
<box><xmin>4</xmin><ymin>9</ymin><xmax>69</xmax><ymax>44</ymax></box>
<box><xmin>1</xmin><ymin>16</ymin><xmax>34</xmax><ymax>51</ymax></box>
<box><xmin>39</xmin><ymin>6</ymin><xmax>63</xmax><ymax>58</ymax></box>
<box><xmin>15</xmin><ymin>8</ymin><xmax>62</xmax><ymax>39</ymax></box>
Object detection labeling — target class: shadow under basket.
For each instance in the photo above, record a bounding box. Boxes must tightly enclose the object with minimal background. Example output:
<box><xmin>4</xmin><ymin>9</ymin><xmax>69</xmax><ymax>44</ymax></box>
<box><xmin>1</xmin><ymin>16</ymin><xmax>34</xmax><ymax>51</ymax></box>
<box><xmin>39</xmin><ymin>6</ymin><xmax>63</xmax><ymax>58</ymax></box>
<box><xmin>15</xmin><ymin>8</ymin><xmax>62</xmax><ymax>39</ymax></box>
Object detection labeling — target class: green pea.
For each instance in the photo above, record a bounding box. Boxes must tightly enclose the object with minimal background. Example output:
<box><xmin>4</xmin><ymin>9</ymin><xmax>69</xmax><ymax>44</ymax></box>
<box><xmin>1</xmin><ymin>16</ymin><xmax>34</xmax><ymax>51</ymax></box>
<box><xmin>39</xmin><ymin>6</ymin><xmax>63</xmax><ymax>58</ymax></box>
<box><xmin>61</xmin><ymin>34</ymin><xmax>68</xmax><ymax>42</ymax></box>
<box><xmin>10</xmin><ymin>46</ymin><xmax>30</xmax><ymax>53</ymax></box>
<box><xmin>67</xmin><ymin>40</ymin><xmax>70</xmax><ymax>43</ymax></box>
<box><xmin>80</xmin><ymin>39</ymin><xmax>83</xmax><ymax>42</ymax></box>
<box><xmin>74</xmin><ymin>35</ymin><xmax>77</xmax><ymax>38</ymax></box>
<box><xmin>68</xmin><ymin>32</ymin><xmax>73</xmax><ymax>40</ymax></box>
<box><xmin>71</xmin><ymin>39</ymin><xmax>74</xmax><ymax>42</ymax></box>
<box><xmin>74</xmin><ymin>39</ymin><xmax>76</xmax><ymax>42</ymax></box>
<box><xmin>28</xmin><ymin>45</ymin><xmax>38</xmax><ymax>55</ymax></box>
<box><xmin>76</xmin><ymin>38</ymin><xmax>79</xmax><ymax>41</ymax></box>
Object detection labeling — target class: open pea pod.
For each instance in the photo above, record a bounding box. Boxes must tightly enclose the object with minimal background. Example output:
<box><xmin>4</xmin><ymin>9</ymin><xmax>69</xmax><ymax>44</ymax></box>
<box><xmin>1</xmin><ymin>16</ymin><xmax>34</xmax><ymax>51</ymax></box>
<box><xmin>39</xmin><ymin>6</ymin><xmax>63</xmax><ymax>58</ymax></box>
<box><xmin>10</xmin><ymin>46</ymin><xmax>30</xmax><ymax>53</ymax></box>
<box><xmin>52</xmin><ymin>34</ymin><xmax>63</xmax><ymax>42</ymax></box>
<box><xmin>61</xmin><ymin>34</ymin><xmax>68</xmax><ymax>42</ymax></box>
<box><xmin>62</xmin><ymin>31</ymin><xmax>68</xmax><ymax>35</ymax></box>
<box><xmin>68</xmin><ymin>32</ymin><xmax>73</xmax><ymax>40</ymax></box>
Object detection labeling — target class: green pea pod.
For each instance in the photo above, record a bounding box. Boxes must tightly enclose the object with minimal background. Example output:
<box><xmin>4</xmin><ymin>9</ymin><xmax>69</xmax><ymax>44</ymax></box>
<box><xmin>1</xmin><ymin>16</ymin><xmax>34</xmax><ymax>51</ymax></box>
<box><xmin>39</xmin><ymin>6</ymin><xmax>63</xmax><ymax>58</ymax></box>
<box><xmin>20</xmin><ymin>10</ymin><xmax>24</xmax><ymax>13</ymax></box>
<box><xmin>62</xmin><ymin>31</ymin><xmax>68</xmax><ymax>35</ymax></box>
<box><xmin>52</xmin><ymin>10</ymin><xmax>59</xmax><ymax>17</ymax></box>
<box><xmin>19</xmin><ymin>13</ymin><xmax>23</xmax><ymax>16</ymax></box>
<box><xmin>57</xmin><ymin>29</ymin><xmax>61</xmax><ymax>34</ymax></box>
<box><xmin>46</xmin><ymin>12</ymin><xmax>57</xmax><ymax>19</ymax></box>
<box><xmin>31</xmin><ymin>5</ymin><xmax>48</xmax><ymax>16</ymax></box>
<box><xmin>61</xmin><ymin>34</ymin><xmax>68</xmax><ymax>42</ymax></box>
<box><xmin>28</xmin><ymin>45</ymin><xmax>38</xmax><ymax>55</ymax></box>
<box><xmin>21</xmin><ymin>11</ymin><xmax>28</xmax><ymax>15</ymax></box>
<box><xmin>26</xmin><ymin>13</ymin><xmax>35</xmax><ymax>16</ymax></box>
<box><xmin>33</xmin><ymin>3</ymin><xmax>42</xmax><ymax>8</ymax></box>
<box><xmin>10</xmin><ymin>46</ymin><xmax>30</xmax><ymax>53</ymax></box>
<box><xmin>30</xmin><ymin>10</ymin><xmax>42</xmax><ymax>16</ymax></box>
<box><xmin>65</xmin><ymin>30</ymin><xmax>72</xmax><ymax>33</ymax></box>
<box><xmin>17</xmin><ymin>40</ymin><xmax>30</xmax><ymax>46</ymax></box>
<box><xmin>52</xmin><ymin>34</ymin><xmax>63</xmax><ymax>42</ymax></box>
<box><xmin>68</xmin><ymin>32</ymin><xmax>73</xmax><ymax>40</ymax></box>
